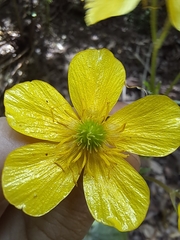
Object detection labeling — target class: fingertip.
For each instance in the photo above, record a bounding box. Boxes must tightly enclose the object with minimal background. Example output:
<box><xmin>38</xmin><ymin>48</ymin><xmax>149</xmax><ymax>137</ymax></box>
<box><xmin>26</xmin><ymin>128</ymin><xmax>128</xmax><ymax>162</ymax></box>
<box><xmin>0</xmin><ymin>117</ymin><xmax>37</xmax><ymax>167</ymax></box>
<box><xmin>126</xmin><ymin>153</ymin><xmax>141</xmax><ymax>172</ymax></box>
<box><xmin>110</xmin><ymin>102</ymin><xmax>127</xmax><ymax>114</ymax></box>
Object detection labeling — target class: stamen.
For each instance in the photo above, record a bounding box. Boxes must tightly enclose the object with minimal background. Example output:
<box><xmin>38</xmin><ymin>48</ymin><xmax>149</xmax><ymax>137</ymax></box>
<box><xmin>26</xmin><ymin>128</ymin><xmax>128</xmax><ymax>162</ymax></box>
<box><xmin>54</xmin><ymin>162</ymin><xmax>65</xmax><ymax>172</ymax></box>
<box><xmin>56</xmin><ymin>136</ymin><xmax>75</xmax><ymax>151</ymax></box>
<box><xmin>84</xmin><ymin>153</ymin><xmax>94</xmax><ymax>177</ymax></box>
<box><xmin>81</xmin><ymin>152</ymin><xmax>87</xmax><ymax>169</ymax></box>
<box><xmin>99</xmin><ymin>145</ymin><xmax>128</xmax><ymax>166</ymax></box>
<box><xmin>69</xmin><ymin>151</ymin><xmax>82</xmax><ymax>164</ymax></box>
<box><xmin>69</xmin><ymin>167</ymin><xmax>79</xmax><ymax>186</ymax></box>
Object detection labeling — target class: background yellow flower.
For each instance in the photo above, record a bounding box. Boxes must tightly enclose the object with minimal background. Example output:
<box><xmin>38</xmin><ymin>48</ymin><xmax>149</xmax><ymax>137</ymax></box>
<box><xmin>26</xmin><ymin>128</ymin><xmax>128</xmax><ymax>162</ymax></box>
<box><xmin>85</xmin><ymin>0</ymin><xmax>180</xmax><ymax>30</ymax></box>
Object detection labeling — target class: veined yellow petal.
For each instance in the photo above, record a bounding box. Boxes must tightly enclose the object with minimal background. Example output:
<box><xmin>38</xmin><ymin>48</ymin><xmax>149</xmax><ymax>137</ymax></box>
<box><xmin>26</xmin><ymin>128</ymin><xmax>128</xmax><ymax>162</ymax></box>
<box><xmin>68</xmin><ymin>49</ymin><xmax>125</xmax><ymax>122</ymax></box>
<box><xmin>4</xmin><ymin>80</ymin><xmax>79</xmax><ymax>141</ymax></box>
<box><xmin>178</xmin><ymin>203</ymin><xmax>180</xmax><ymax>230</ymax></box>
<box><xmin>2</xmin><ymin>142</ymin><xmax>83</xmax><ymax>216</ymax></box>
<box><xmin>83</xmin><ymin>151</ymin><xmax>149</xmax><ymax>231</ymax></box>
<box><xmin>106</xmin><ymin>95</ymin><xmax>180</xmax><ymax>156</ymax></box>
<box><xmin>84</xmin><ymin>0</ymin><xmax>141</xmax><ymax>25</ymax></box>
<box><xmin>166</xmin><ymin>0</ymin><xmax>180</xmax><ymax>31</ymax></box>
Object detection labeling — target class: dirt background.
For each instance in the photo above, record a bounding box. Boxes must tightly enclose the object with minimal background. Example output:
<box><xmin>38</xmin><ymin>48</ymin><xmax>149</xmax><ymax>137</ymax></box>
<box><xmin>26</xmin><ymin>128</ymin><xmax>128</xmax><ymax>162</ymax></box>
<box><xmin>0</xmin><ymin>0</ymin><xmax>180</xmax><ymax>239</ymax></box>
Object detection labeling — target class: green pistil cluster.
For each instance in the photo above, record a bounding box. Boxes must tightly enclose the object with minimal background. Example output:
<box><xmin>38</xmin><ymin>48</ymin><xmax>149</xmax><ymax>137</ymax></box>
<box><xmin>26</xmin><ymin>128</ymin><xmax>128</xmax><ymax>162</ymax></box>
<box><xmin>76</xmin><ymin>120</ymin><xmax>106</xmax><ymax>151</ymax></box>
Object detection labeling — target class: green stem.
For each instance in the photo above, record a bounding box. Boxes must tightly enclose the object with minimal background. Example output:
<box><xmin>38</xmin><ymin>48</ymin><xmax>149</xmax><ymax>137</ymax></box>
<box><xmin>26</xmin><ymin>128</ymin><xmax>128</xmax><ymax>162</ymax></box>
<box><xmin>149</xmin><ymin>0</ymin><xmax>157</xmax><ymax>93</ymax></box>
<box><xmin>165</xmin><ymin>72</ymin><xmax>180</xmax><ymax>95</ymax></box>
<box><xmin>144</xmin><ymin>176</ymin><xmax>180</xmax><ymax>212</ymax></box>
<box><xmin>149</xmin><ymin>45</ymin><xmax>158</xmax><ymax>93</ymax></box>
<box><xmin>158</xmin><ymin>18</ymin><xmax>171</xmax><ymax>49</ymax></box>
<box><xmin>150</xmin><ymin>0</ymin><xmax>158</xmax><ymax>42</ymax></box>
<box><xmin>149</xmin><ymin>17</ymin><xmax>171</xmax><ymax>93</ymax></box>
<box><xmin>144</xmin><ymin>176</ymin><xmax>171</xmax><ymax>193</ymax></box>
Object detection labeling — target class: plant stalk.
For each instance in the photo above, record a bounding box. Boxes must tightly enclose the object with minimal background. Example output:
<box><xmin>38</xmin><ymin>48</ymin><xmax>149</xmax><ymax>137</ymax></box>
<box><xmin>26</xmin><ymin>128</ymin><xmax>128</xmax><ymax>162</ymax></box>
<box><xmin>149</xmin><ymin>1</ymin><xmax>171</xmax><ymax>94</ymax></box>
<box><xmin>165</xmin><ymin>72</ymin><xmax>180</xmax><ymax>95</ymax></box>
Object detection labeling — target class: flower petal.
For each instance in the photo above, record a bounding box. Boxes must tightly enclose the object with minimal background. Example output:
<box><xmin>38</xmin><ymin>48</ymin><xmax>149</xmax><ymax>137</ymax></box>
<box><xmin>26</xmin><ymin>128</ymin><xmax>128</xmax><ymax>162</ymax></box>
<box><xmin>166</xmin><ymin>0</ymin><xmax>180</xmax><ymax>31</ymax></box>
<box><xmin>106</xmin><ymin>95</ymin><xmax>180</xmax><ymax>156</ymax></box>
<box><xmin>2</xmin><ymin>142</ymin><xmax>83</xmax><ymax>216</ymax></box>
<box><xmin>4</xmin><ymin>80</ymin><xmax>79</xmax><ymax>141</ymax></box>
<box><xmin>68</xmin><ymin>49</ymin><xmax>125</xmax><ymax>121</ymax></box>
<box><xmin>83</xmin><ymin>152</ymin><xmax>149</xmax><ymax>231</ymax></box>
<box><xmin>84</xmin><ymin>0</ymin><xmax>141</xmax><ymax>25</ymax></box>
<box><xmin>178</xmin><ymin>203</ymin><xmax>180</xmax><ymax>230</ymax></box>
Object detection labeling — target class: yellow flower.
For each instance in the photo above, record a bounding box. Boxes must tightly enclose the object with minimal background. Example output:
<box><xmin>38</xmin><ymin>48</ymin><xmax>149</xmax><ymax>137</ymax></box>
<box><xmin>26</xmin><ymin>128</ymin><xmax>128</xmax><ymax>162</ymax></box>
<box><xmin>166</xmin><ymin>0</ymin><xmax>180</xmax><ymax>31</ymax></box>
<box><xmin>2</xmin><ymin>49</ymin><xmax>180</xmax><ymax>232</ymax></box>
<box><xmin>178</xmin><ymin>203</ymin><xmax>180</xmax><ymax>230</ymax></box>
<box><xmin>84</xmin><ymin>0</ymin><xmax>180</xmax><ymax>31</ymax></box>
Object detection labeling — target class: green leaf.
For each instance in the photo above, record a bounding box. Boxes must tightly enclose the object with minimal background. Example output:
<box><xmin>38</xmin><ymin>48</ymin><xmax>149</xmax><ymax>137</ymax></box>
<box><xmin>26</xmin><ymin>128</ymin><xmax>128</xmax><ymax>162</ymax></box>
<box><xmin>139</xmin><ymin>167</ymin><xmax>151</xmax><ymax>176</ymax></box>
<box><xmin>84</xmin><ymin>221</ymin><xmax>128</xmax><ymax>240</ymax></box>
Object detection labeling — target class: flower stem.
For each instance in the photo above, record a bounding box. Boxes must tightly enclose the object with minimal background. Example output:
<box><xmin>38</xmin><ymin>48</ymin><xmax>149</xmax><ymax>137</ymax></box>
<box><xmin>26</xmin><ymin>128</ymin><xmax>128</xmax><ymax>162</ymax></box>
<box><xmin>150</xmin><ymin>0</ymin><xmax>157</xmax><ymax>43</ymax></box>
<box><xmin>165</xmin><ymin>72</ymin><xmax>180</xmax><ymax>95</ymax></box>
<box><xmin>144</xmin><ymin>176</ymin><xmax>180</xmax><ymax>212</ymax></box>
<box><xmin>149</xmin><ymin>4</ymin><xmax>171</xmax><ymax>94</ymax></box>
<box><xmin>144</xmin><ymin>176</ymin><xmax>171</xmax><ymax>193</ymax></box>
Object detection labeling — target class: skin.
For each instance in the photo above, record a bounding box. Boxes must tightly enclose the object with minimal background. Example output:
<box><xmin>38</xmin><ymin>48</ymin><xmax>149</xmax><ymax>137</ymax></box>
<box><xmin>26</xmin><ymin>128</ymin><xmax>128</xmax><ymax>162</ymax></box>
<box><xmin>0</xmin><ymin>102</ymin><xmax>140</xmax><ymax>240</ymax></box>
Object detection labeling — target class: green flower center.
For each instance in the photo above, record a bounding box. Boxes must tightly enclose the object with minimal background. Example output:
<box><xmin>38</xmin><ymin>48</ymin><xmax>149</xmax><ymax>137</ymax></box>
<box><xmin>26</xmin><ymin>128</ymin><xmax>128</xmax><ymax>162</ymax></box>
<box><xmin>76</xmin><ymin>120</ymin><xmax>106</xmax><ymax>151</ymax></box>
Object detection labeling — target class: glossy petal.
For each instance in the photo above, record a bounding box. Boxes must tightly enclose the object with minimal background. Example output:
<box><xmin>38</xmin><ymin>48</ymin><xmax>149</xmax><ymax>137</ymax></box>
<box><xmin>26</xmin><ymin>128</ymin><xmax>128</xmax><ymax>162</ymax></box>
<box><xmin>178</xmin><ymin>203</ymin><xmax>180</xmax><ymax>230</ymax></box>
<box><xmin>84</xmin><ymin>0</ymin><xmax>141</xmax><ymax>25</ymax></box>
<box><xmin>166</xmin><ymin>0</ymin><xmax>180</xmax><ymax>31</ymax></box>
<box><xmin>105</xmin><ymin>95</ymin><xmax>180</xmax><ymax>156</ymax></box>
<box><xmin>2</xmin><ymin>142</ymin><xmax>82</xmax><ymax>216</ymax></box>
<box><xmin>4</xmin><ymin>80</ymin><xmax>79</xmax><ymax>141</ymax></box>
<box><xmin>68</xmin><ymin>49</ymin><xmax>125</xmax><ymax>122</ymax></box>
<box><xmin>83</xmin><ymin>151</ymin><xmax>149</xmax><ymax>231</ymax></box>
